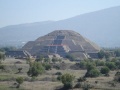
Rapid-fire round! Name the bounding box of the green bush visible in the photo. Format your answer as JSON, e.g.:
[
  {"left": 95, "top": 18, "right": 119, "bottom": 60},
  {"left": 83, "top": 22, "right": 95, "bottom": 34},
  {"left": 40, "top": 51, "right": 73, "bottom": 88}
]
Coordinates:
[
  {"left": 86, "top": 63, "right": 96, "bottom": 72},
  {"left": 27, "top": 62, "right": 45, "bottom": 77},
  {"left": 16, "top": 77, "right": 24, "bottom": 88},
  {"left": 85, "top": 68, "right": 100, "bottom": 77},
  {"left": 98, "top": 50, "right": 105, "bottom": 59},
  {"left": 55, "top": 72, "right": 62, "bottom": 75},
  {"left": 106, "top": 62, "right": 116, "bottom": 70},
  {"left": 79, "top": 61, "right": 87, "bottom": 69},
  {"left": 95, "top": 60, "right": 105, "bottom": 66},
  {"left": 61, "top": 73, "right": 75, "bottom": 89},
  {"left": 100, "top": 66, "right": 110, "bottom": 74},
  {"left": 77, "top": 77, "right": 86, "bottom": 82},
  {"left": 57, "top": 75, "right": 61, "bottom": 81},
  {"left": 42, "top": 63, "right": 51, "bottom": 70}
]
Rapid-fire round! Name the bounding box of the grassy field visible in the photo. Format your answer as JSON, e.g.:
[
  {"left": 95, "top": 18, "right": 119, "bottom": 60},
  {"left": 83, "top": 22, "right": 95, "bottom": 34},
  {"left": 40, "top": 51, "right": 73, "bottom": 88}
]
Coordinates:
[{"left": 0, "top": 58, "right": 120, "bottom": 90}]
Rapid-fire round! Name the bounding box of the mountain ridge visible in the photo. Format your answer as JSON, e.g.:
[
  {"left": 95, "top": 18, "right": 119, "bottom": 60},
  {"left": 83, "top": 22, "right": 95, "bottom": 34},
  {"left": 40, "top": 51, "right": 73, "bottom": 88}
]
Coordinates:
[{"left": 0, "top": 6, "right": 120, "bottom": 47}]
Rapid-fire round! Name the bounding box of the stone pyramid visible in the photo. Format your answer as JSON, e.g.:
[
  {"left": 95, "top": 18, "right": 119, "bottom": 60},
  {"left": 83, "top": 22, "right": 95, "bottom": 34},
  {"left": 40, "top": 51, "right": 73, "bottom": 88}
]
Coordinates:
[{"left": 22, "top": 30, "right": 100, "bottom": 59}]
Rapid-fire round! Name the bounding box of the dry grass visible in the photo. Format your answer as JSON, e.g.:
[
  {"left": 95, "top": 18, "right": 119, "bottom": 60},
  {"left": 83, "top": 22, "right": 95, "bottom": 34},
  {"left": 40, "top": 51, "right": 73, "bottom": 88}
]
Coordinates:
[{"left": 0, "top": 58, "right": 120, "bottom": 90}]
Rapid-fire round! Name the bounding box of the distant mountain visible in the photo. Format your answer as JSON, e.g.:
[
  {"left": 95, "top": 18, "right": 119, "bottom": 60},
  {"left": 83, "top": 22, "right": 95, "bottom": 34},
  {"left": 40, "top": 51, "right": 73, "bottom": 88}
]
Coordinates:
[{"left": 0, "top": 6, "right": 120, "bottom": 47}]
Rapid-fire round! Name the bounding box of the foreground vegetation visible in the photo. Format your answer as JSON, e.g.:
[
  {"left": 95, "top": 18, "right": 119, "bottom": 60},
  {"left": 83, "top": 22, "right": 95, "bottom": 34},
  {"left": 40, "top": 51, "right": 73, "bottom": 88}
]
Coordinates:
[{"left": 0, "top": 48, "right": 120, "bottom": 90}]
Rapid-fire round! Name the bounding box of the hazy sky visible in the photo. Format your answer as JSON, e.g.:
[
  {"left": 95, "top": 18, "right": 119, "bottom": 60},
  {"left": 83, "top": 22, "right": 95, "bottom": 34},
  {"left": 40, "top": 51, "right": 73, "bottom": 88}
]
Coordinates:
[{"left": 1, "top": 0, "right": 120, "bottom": 28}]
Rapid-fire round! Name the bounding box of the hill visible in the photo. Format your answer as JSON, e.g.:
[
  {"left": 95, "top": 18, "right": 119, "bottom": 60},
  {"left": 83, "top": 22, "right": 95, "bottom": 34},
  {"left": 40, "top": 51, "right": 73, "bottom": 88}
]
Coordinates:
[{"left": 0, "top": 6, "right": 120, "bottom": 47}]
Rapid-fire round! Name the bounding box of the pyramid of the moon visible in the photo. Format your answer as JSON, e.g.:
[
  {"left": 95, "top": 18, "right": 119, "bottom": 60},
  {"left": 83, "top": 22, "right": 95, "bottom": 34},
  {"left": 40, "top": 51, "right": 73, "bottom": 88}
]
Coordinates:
[{"left": 22, "top": 30, "right": 100, "bottom": 59}]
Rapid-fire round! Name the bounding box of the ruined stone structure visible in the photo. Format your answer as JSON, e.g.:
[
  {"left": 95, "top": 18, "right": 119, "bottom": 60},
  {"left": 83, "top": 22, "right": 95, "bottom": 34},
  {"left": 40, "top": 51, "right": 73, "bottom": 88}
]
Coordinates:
[
  {"left": 22, "top": 30, "right": 100, "bottom": 59},
  {"left": 6, "top": 50, "right": 31, "bottom": 59}
]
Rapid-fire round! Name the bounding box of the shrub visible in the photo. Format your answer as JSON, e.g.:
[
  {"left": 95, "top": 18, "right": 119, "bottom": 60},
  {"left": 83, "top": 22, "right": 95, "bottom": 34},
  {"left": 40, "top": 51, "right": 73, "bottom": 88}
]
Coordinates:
[
  {"left": 18, "top": 68, "right": 22, "bottom": 73},
  {"left": 106, "top": 62, "right": 116, "bottom": 70},
  {"left": 86, "top": 63, "right": 96, "bottom": 72},
  {"left": 0, "top": 65, "right": 5, "bottom": 71},
  {"left": 95, "top": 60, "right": 105, "bottom": 66},
  {"left": 27, "top": 62, "right": 45, "bottom": 77},
  {"left": 89, "top": 69, "right": 100, "bottom": 77},
  {"left": 114, "top": 71, "right": 120, "bottom": 82},
  {"left": 61, "top": 73, "right": 75, "bottom": 89},
  {"left": 55, "top": 72, "right": 62, "bottom": 75},
  {"left": 74, "top": 82, "right": 82, "bottom": 88},
  {"left": 77, "top": 77, "right": 86, "bottom": 82},
  {"left": 57, "top": 75, "right": 61, "bottom": 81},
  {"left": 42, "top": 63, "right": 51, "bottom": 70},
  {"left": 54, "top": 65, "right": 60, "bottom": 70},
  {"left": 82, "top": 82, "right": 91, "bottom": 90},
  {"left": 16, "top": 77, "right": 24, "bottom": 88},
  {"left": 95, "top": 81, "right": 98, "bottom": 84},
  {"left": 79, "top": 61, "right": 87, "bottom": 69},
  {"left": 100, "top": 66, "right": 110, "bottom": 74},
  {"left": 85, "top": 68, "right": 100, "bottom": 77},
  {"left": 98, "top": 50, "right": 105, "bottom": 59}
]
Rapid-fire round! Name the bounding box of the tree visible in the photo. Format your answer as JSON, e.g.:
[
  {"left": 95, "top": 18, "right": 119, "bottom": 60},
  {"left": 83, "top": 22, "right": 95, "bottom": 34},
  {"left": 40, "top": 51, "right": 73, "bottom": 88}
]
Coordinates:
[
  {"left": 98, "top": 50, "right": 105, "bottom": 59},
  {"left": 0, "top": 53, "right": 5, "bottom": 64},
  {"left": 27, "top": 62, "right": 45, "bottom": 77},
  {"left": 86, "top": 63, "right": 96, "bottom": 72},
  {"left": 100, "top": 66, "right": 110, "bottom": 74},
  {"left": 114, "top": 50, "right": 120, "bottom": 57},
  {"left": 79, "top": 61, "right": 87, "bottom": 69},
  {"left": 105, "top": 52, "right": 110, "bottom": 60},
  {"left": 85, "top": 64, "right": 100, "bottom": 77},
  {"left": 88, "top": 68, "right": 100, "bottom": 77},
  {"left": 106, "top": 62, "right": 116, "bottom": 70},
  {"left": 95, "top": 60, "right": 105, "bottom": 66},
  {"left": 61, "top": 73, "right": 75, "bottom": 89},
  {"left": 16, "top": 77, "right": 24, "bottom": 88}
]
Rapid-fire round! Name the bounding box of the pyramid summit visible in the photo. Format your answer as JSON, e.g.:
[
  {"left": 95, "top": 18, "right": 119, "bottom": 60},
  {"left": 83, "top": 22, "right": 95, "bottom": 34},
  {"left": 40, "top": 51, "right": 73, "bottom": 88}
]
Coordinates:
[{"left": 22, "top": 30, "right": 100, "bottom": 59}]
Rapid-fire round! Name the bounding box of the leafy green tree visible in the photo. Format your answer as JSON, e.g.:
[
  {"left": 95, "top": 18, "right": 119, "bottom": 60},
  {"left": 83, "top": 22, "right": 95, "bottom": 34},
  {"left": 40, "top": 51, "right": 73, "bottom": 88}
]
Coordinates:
[
  {"left": 0, "top": 47, "right": 17, "bottom": 52},
  {"left": 100, "top": 66, "right": 110, "bottom": 74},
  {"left": 98, "top": 50, "right": 105, "bottom": 59},
  {"left": 115, "top": 60, "right": 120, "bottom": 69},
  {"left": 114, "top": 50, "right": 120, "bottom": 57},
  {"left": 27, "top": 62, "right": 45, "bottom": 77},
  {"left": 79, "top": 61, "right": 87, "bottom": 69},
  {"left": 105, "top": 52, "right": 110, "bottom": 59},
  {"left": 88, "top": 68, "right": 100, "bottom": 77},
  {"left": 86, "top": 63, "right": 96, "bottom": 72},
  {"left": 106, "top": 62, "right": 116, "bottom": 70},
  {"left": 16, "top": 77, "right": 24, "bottom": 88},
  {"left": 95, "top": 60, "right": 105, "bottom": 66},
  {"left": 61, "top": 73, "right": 75, "bottom": 89},
  {"left": 85, "top": 63, "right": 100, "bottom": 77}
]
